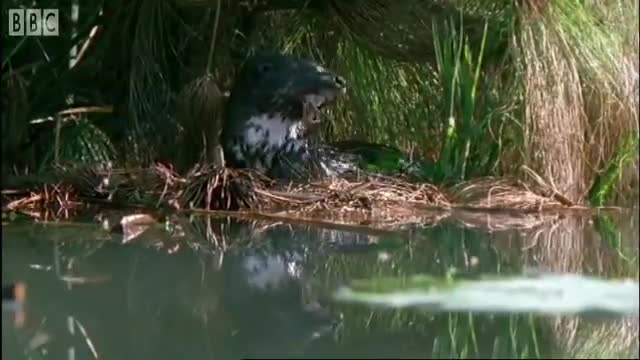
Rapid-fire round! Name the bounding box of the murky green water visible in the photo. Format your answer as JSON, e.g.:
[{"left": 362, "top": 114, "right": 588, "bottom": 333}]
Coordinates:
[{"left": 2, "top": 208, "right": 639, "bottom": 359}]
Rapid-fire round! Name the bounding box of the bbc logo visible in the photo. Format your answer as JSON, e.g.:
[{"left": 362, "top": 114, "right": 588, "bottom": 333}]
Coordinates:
[{"left": 8, "top": 9, "right": 59, "bottom": 36}]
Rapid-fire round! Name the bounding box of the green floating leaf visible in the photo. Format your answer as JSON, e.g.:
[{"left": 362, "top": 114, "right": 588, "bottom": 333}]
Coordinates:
[{"left": 334, "top": 273, "right": 639, "bottom": 316}]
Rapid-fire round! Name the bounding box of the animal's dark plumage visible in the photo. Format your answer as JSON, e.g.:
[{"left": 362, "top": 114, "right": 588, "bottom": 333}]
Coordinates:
[{"left": 221, "top": 53, "right": 346, "bottom": 179}]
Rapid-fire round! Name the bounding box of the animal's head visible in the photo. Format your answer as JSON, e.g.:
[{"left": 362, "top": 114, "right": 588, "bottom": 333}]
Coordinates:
[
  {"left": 229, "top": 52, "right": 347, "bottom": 113},
  {"left": 222, "top": 52, "right": 347, "bottom": 178}
]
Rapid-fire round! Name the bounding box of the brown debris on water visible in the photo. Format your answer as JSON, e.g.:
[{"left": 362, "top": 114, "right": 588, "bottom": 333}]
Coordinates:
[
  {"left": 3, "top": 182, "right": 81, "bottom": 213},
  {"left": 277, "top": 207, "right": 451, "bottom": 231},
  {"left": 449, "top": 209, "right": 564, "bottom": 233},
  {"left": 449, "top": 175, "right": 574, "bottom": 211}
]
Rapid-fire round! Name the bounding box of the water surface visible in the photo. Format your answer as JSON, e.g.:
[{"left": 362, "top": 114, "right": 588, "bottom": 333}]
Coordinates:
[{"left": 2, "top": 208, "right": 638, "bottom": 359}]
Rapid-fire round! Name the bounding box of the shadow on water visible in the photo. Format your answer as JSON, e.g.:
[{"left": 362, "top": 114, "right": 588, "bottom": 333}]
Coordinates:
[{"left": 1, "top": 206, "right": 638, "bottom": 359}]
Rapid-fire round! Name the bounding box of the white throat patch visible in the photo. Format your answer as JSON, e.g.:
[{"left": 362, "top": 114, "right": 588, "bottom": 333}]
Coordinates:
[
  {"left": 246, "top": 113, "right": 288, "bottom": 148},
  {"left": 245, "top": 113, "right": 306, "bottom": 148},
  {"left": 242, "top": 113, "right": 307, "bottom": 174}
]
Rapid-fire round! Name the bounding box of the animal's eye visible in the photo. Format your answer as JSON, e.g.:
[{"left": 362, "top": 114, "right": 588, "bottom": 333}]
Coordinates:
[{"left": 258, "top": 63, "right": 273, "bottom": 74}]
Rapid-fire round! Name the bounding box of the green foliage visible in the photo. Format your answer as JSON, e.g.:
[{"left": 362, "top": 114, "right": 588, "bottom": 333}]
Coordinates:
[
  {"left": 39, "top": 119, "right": 118, "bottom": 171},
  {"left": 430, "top": 20, "right": 504, "bottom": 182},
  {"left": 590, "top": 135, "right": 639, "bottom": 206},
  {"left": 593, "top": 213, "right": 640, "bottom": 277}
]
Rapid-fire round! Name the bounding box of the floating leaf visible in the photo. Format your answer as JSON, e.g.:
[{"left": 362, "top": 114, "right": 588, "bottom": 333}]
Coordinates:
[{"left": 334, "top": 273, "right": 639, "bottom": 316}]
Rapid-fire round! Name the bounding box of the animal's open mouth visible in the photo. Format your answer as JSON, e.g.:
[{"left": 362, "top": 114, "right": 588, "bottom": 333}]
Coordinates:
[
  {"left": 304, "top": 94, "right": 327, "bottom": 110},
  {"left": 303, "top": 87, "right": 346, "bottom": 110}
]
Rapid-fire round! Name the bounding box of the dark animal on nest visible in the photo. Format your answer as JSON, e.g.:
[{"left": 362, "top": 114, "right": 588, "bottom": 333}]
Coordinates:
[
  {"left": 222, "top": 52, "right": 346, "bottom": 179},
  {"left": 221, "top": 52, "right": 433, "bottom": 181}
]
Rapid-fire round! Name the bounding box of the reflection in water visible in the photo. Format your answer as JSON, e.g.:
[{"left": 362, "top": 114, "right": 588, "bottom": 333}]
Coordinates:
[
  {"left": 2, "top": 282, "right": 26, "bottom": 328},
  {"left": 1, "top": 208, "right": 638, "bottom": 359}
]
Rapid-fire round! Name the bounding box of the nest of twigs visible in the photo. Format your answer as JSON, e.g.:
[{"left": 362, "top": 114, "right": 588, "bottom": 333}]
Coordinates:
[
  {"left": 2, "top": 162, "right": 580, "bottom": 231},
  {"left": 61, "top": 162, "right": 273, "bottom": 211},
  {"left": 261, "top": 173, "right": 451, "bottom": 212},
  {"left": 174, "top": 163, "right": 272, "bottom": 210},
  {"left": 2, "top": 163, "right": 271, "bottom": 212}
]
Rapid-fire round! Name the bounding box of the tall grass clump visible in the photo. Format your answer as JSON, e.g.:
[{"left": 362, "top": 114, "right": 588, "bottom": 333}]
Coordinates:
[
  {"left": 513, "top": 0, "right": 639, "bottom": 204},
  {"left": 428, "top": 20, "right": 516, "bottom": 183}
]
